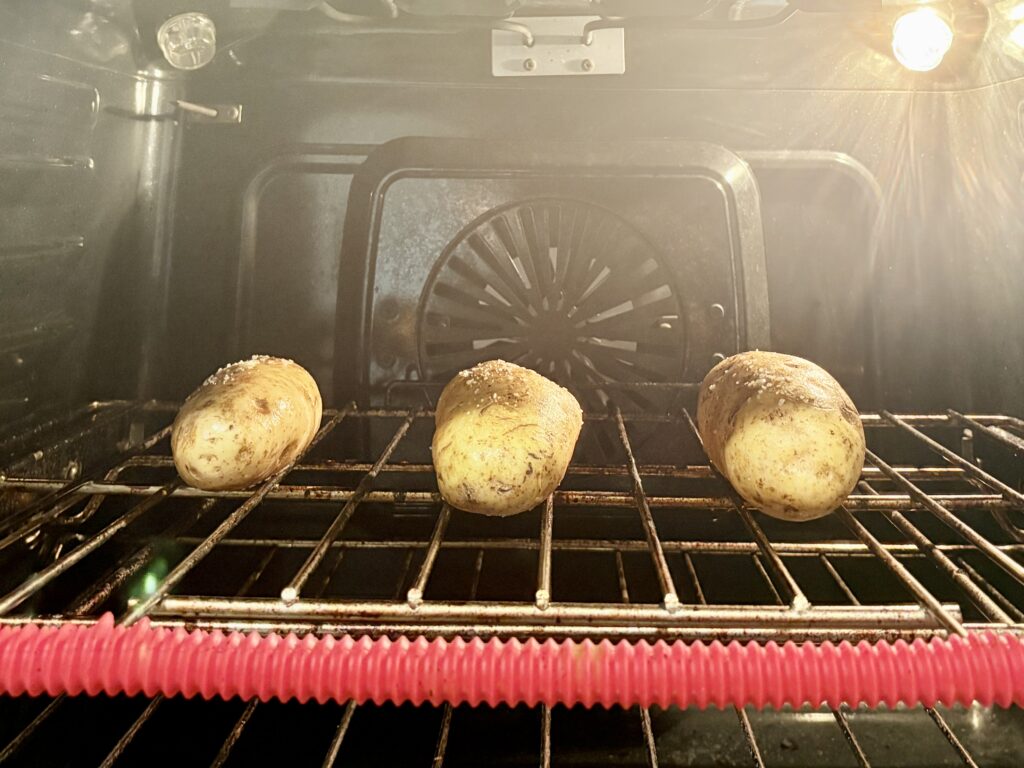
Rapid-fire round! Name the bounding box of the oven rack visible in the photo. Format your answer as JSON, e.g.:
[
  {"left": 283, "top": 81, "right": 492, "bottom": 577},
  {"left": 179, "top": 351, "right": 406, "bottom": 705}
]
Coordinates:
[
  {"left": 0, "top": 401, "right": 1022, "bottom": 642},
  {"left": 1, "top": 399, "right": 1023, "bottom": 766}
]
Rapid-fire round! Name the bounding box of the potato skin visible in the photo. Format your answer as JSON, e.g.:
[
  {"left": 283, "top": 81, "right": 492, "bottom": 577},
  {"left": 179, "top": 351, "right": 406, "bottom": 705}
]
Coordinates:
[
  {"left": 432, "top": 360, "right": 583, "bottom": 516},
  {"left": 172, "top": 356, "right": 322, "bottom": 491},
  {"left": 697, "top": 351, "right": 865, "bottom": 522}
]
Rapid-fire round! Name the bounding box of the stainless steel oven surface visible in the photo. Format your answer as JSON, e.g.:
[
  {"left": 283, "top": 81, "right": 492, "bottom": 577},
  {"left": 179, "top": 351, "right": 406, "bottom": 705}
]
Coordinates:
[{"left": 2, "top": 1, "right": 1024, "bottom": 766}]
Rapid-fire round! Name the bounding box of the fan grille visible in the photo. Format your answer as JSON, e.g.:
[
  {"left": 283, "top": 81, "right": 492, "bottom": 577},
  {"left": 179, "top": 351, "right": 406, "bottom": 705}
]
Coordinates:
[{"left": 417, "top": 199, "right": 686, "bottom": 403}]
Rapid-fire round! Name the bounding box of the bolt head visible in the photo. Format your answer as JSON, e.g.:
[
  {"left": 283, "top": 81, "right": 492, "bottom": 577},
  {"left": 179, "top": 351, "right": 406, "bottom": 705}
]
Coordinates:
[{"left": 524, "top": 58, "right": 537, "bottom": 71}]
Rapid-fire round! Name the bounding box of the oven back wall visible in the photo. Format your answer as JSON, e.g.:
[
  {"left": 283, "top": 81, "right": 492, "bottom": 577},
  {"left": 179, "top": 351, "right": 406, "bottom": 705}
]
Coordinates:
[{"left": 164, "top": 18, "right": 1024, "bottom": 416}]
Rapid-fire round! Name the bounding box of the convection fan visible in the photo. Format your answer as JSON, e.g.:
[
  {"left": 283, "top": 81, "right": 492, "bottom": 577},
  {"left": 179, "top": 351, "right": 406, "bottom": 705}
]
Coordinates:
[{"left": 417, "top": 198, "right": 686, "bottom": 409}]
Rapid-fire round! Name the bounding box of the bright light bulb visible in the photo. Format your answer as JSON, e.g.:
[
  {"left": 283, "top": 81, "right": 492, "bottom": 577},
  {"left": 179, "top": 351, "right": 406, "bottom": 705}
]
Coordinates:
[{"left": 892, "top": 8, "right": 954, "bottom": 72}]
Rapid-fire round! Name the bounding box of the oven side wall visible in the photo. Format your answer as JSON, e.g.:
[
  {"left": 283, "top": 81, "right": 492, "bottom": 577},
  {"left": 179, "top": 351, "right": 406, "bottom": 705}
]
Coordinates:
[{"left": 0, "top": 1, "right": 185, "bottom": 429}]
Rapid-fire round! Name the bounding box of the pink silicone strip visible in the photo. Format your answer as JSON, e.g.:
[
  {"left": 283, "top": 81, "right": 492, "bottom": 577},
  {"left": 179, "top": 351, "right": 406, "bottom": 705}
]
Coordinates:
[{"left": 1, "top": 615, "right": 1023, "bottom": 708}]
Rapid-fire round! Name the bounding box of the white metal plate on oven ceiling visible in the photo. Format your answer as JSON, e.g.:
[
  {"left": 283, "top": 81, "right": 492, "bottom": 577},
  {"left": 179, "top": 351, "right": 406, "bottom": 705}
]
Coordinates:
[{"left": 491, "top": 16, "right": 625, "bottom": 78}]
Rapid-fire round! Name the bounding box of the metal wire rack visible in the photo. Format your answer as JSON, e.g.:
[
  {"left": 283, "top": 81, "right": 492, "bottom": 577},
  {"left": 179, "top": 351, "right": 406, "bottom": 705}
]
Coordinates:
[{"left": 0, "top": 398, "right": 1023, "bottom": 766}]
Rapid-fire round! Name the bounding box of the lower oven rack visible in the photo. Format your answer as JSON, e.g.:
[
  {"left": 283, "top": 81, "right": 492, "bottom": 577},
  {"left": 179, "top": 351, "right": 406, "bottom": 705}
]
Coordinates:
[{"left": 1, "top": 398, "right": 1023, "bottom": 765}]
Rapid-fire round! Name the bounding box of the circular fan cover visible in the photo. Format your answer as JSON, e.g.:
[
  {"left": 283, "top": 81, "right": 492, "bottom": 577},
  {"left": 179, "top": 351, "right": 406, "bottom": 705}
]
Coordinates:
[{"left": 417, "top": 199, "right": 686, "bottom": 402}]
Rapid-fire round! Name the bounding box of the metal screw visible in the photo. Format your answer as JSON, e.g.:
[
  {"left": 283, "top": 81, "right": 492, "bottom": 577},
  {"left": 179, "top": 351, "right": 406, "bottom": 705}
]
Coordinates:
[
  {"left": 581, "top": 58, "right": 594, "bottom": 72},
  {"left": 523, "top": 58, "right": 536, "bottom": 71},
  {"left": 710, "top": 303, "right": 726, "bottom": 318},
  {"left": 711, "top": 353, "right": 726, "bottom": 364}
]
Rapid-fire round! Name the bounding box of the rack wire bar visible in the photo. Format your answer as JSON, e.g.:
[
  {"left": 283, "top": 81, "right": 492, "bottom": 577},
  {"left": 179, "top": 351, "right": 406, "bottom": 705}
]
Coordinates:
[
  {"left": 639, "top": 706, "right": 659, "bottom": 768},
  {"left": 149, "top": 595, "right": 956, "bottom": 629},
  {"left": 360, "top": 403, "right": 1022, "bottom": 429},
  {"left": 0, "top": 401, "right": 140, "bottom": 473},
  {"left": 2, "top": 476, "right": 1013, "bottom": 512},
  {"left": 0, "top": 481, "right": 182, "bottom": 615},
  {"left": 884, "top": 509, "right": 1012, "bottom": 623},
  {"left": 0, "top": 493, "right": 85, "bottom": 553},
  {"left": 819, "top": 554, "right": 860, "bottom": 604},
  {"left": 0, "top": 422, "right": 171, "bottom": 544},
  {"left": 750, "top": 553, "right": 785, "bottom": 605},
  {"left": 209, "top": 699, "right": 258, "bottom": 768},
  {"left": 883, "top": 412, "right": 1024, "bottom": 506},
  {"left": 431, "top": 703, "right": 453, "bottom": 768},
  {"left": 0, "top": 402, "right": 133, "bottom": 457},
  {"left": 683, "top": 553, "right": 705, "bottom": 604},
  {"left": 866, "top": 449, "right": 1024, "bottom": 587},
  {"left": 613, "top": 408, "right": 680, "bottom": 611},
  {"left": 838, "top": 507, "right": 966, "bottom": 636},
  {"left": 393, "top": 550, "right": 416, "bottom": 601},
  {"left": 281, "top": 412, "right": 417, "bottom": 604},
  {"left": 925, "top": 707, "right": 981, "bottom": 768},
  {"left": 237, "top": 548, "right": 279, "bottom": 598},
  {"left": 149, "top": 535, "right": 1024, "bottom": 557},
  {"left": 613, "top": 549, "right": 631, "bottom": 601},
  {"left": 311, "top": 547, "right": 347, "bottom": 599},
  {"left": 103, "top": 452, "right": 971, "bottom": 482},
  {"left": 0, "top": 423, "right": 170, "bottom": 550},
  {"left": 120, "top": 406, "right": 354, "bottom": 625},
  {"left": 98, "top": 695, "right": 163, "bottom": 768},
  {"left": 856, "top": 479, "right": 1014, "bottom": 625},
  {"left": 832, "top": 707, "right": 871, "bottom": 768},
  {"left": 13, "top": 403, "right": 1018, "bottom": 434},
  {"left": 736, "top": 507, "right": 809, "bottom": 610},
  {"left": 734, "top": 708, "right": 766, "bottom": 768},
  {"left": 0, "top": 695, "right": 65, "bottom": 763},
  {"left": 957, "top": 559, "right": 1024, "bottom": 621},
  {"left": 540, "top": 704, "right": 551, "bottom": 768},
  {"left": 408, "top": 504, "right": 452, "bottom": 608},
  {"left": 535, "top": 496, "right": 554, "bottom": 609},
  {"left": 320, "top": 700, "right": 358, "bottom": 768},
  {"left": 44, "top": 433, "right": 175, "bottom": 536},
  {"left": 950, "top": 411, "right": 1024, "bottom": 454},
  {"left": 67, "top": 498, "right": 216, "bottom": 615}
]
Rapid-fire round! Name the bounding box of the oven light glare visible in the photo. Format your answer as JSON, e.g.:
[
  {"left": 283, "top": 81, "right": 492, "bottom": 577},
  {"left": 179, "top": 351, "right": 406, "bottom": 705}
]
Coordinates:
[
  {"left": 1011, "top": 23, "right": 1024, "bottom": 47},
  {"left": 892, "top": 8, "right": 954, "bottom": 72}
]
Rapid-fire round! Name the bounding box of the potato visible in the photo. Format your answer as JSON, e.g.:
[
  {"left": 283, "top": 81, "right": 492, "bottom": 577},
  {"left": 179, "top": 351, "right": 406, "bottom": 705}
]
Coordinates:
[
  {"left": 696, "top": 351, "right": 865, "bottom": 522},
  {"left": 432, "top": 360, "right": 583, "bottom": 516},
  {"left": 171, "top": 356, "right": 322, "bottom": 491}
]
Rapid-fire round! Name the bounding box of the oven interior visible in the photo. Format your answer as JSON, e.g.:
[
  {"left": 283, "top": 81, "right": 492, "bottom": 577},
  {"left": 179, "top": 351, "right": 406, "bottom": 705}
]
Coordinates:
[{"left": 2, "top": 0, "right": 1024, "bottom": 765}]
